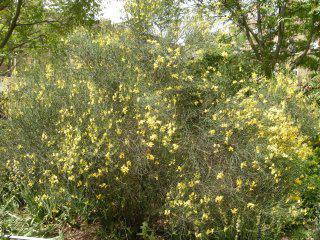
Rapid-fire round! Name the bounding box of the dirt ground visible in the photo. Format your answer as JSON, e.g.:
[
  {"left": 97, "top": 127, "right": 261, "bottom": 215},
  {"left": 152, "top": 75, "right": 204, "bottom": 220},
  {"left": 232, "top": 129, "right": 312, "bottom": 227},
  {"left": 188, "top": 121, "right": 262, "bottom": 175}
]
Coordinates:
[{"left": 63, "top": 223, "right": 100, "bottom": 240}]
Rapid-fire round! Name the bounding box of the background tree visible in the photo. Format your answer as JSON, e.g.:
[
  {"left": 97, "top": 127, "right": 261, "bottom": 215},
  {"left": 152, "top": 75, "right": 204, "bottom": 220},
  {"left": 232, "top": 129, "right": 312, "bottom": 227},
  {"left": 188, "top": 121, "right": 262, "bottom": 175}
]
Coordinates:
[
  {"left": 193, "top": 0, "right": 320, "bottom": 76},
  {"left": 0, "top": 0, "right": 100, "bottom": 75},
  {"left": 125, "top": 0, "right": 320, "bottom": 77}
]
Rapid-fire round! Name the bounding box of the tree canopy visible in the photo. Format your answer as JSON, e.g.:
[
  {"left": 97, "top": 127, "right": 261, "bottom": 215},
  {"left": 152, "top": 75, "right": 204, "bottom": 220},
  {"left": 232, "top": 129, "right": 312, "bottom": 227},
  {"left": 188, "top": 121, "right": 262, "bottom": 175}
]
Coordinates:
[
  {"left": 0, "top": 0, "right": 100, "bottom": 74},
  {"left": 126, "top": 0, "right": 320, "bottom": 76}
]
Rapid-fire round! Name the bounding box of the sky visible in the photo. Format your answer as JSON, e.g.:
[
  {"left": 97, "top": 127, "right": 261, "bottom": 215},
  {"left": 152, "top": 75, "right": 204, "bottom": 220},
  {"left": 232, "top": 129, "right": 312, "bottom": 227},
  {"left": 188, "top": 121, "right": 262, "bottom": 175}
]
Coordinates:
[{"left": 101, "top": 0, "right": 125, "bottom": 23}]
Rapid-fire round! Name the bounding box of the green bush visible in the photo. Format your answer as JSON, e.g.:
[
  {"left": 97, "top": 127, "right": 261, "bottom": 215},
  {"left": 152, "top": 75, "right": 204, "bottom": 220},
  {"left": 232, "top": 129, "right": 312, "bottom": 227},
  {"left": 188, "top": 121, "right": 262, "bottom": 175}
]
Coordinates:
[
  {"left": 1, "top": 27, "right": 319, "bottom": 239},
  {"left": 1, "top": 28, "right": 183, "bottom": 236},
  {"left": 162, "top": 73, "right": 319, "bottom": 239},
  {"left": 0, "top": 93, "right": 8, "bottom": 119}
]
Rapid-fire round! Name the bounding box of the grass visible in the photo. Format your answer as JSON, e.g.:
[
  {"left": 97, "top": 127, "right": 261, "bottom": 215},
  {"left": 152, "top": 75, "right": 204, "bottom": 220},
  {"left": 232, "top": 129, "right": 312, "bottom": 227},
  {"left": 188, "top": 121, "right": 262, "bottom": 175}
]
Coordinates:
[{"left": 0, "top": 196, "right": 62, "bottom": 239}]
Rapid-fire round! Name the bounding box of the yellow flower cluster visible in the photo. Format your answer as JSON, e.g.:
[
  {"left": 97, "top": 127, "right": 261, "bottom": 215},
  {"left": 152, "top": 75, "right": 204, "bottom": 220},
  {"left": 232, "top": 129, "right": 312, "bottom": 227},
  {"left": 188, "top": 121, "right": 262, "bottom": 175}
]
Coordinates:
[
  {"left": 4, "top": 27, "right": 185, "bottom": 220},
  {"left": 162, "top": 74, "right": 318, "bottom": 238},
  {"left": 2, "top": 26, "right": 318, "bottom": 240}
]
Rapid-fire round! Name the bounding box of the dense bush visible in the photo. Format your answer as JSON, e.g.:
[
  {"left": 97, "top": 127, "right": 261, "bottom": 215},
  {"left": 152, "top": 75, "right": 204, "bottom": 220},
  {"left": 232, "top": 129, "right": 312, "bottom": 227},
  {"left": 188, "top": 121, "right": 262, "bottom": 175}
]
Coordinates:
[
  {"left": 163, "top": 74, "right": 319, "bottom": 239},
  {"left": 1, "top": 28, "right": 183, "bottom": 236},
  {"left": 0, "top": 93, "right": 8, "bottom": 119},
  {"left": 0, "top": 27, "right": 319, "bottom": 239}
]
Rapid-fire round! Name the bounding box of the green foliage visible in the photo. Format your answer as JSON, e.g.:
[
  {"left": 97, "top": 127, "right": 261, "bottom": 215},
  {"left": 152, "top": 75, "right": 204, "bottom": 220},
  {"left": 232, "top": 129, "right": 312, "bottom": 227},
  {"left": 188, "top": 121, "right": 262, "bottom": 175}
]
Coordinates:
[
  {"left": 138, "top": 222, "right": 158, "bottom": 240},
  {"left": 306, "top": 74, "right": 320, "bottom": 105},
  {"left": 0, "top": 93, "right": 7, "bottom": 119},
  {"left": 0, "top": 0, "right": 100, "bottom": 74},
  {"left": 162, "top": 72, "right": 320, "bottom": 239},
  {"left": 1, "top": 27, "right": 183, "bottom": 237},
  {"left": 0, "top": 187, "right": 61, "bottom": 238},
  {"left": 0, "top": 0, "right": 319, "bottom": 238},
  {"left": 190, "top": 0, "right": 320, "bottom": 75},
  {"left": 125, "top": 0, "right": 184, "bottom": 38},
  {"left": 0, "top": 25, "right": 319, "bottom": 239}
]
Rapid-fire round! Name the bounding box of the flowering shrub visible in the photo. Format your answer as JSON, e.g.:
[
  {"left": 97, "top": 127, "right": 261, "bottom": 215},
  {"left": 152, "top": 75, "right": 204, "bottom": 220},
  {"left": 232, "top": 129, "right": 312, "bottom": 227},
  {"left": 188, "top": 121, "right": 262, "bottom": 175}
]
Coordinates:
[
  {"left": 162, "top": 74, "right": 319, "bottom": 239},
  {"left": 0, "top": 93, "right": 7, "bottom": 119},
  {"left": 0, "top": 27, "right": 319, "bottom": 239},
  {"left": 1, "top": 29, "right": 182, "bottom": 232}
]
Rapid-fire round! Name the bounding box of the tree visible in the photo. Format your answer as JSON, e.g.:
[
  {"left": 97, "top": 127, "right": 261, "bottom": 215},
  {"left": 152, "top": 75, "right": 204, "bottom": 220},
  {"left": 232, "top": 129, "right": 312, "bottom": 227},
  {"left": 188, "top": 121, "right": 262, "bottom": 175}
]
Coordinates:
[
  {"left": 124, "top": 0, "right": 185, "bottom": 41},
  {"left": 0, "top": 0, "right": 100, "bottom": 75},
  {"left": 124, "top": 0, "right": 320, "bottom": 76},
  {"left": 193, "top": 0, "right": 320, "bottom": 76}
]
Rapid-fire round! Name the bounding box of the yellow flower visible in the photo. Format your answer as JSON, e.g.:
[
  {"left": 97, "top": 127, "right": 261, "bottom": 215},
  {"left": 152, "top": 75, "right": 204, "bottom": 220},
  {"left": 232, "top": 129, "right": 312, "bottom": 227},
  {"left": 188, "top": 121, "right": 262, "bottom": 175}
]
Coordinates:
[
  {"left": 206, "top": 228, "right": 214, "bottom": 235},
  {"left": 221, "top": 51, "right": 229, "bottom": 58},
  {"left": 177, "top": 182, "right": 186, "bottom": 190},
  {"left": 172, "top": 143, "right": 179, "bottom": 150},
  {"left": 41, "top": 132, "right": 48, "bottom": 141},
  {"left": 146, "top": 154, "right": 155, "bottom": 161},
  {"left": 252, "top": 160, "right": 260, "bottom": 170},
  {"left": 247, "top": 202, "right": 255, "bottom": 209},
  {"left": 177, "top": 165, "right": 183, "bottom": 172},
  {"left": 236, "top": 178, "right": 243, "bottom": 190},
  {"left": 231, "top": 208, "right": 238, "bottom": 214},
  {"left": 294, "top": 178, "right": 302, "bottom": 185},
  {"left": 121, "top": 161, "right": 131, "bottom": 174},
  {"left": 99, "top": 183, "right": 108, "bottom": 189},
  {"left": 41, "top": 194, "right": 49, "bottom": 200},
  {"left": 216, "top": 172, "right": 224, "bottom": 180},
  {"left": 209, "top": 129, "right": 216, "bottom": 135},
  {"left": 153, "top": 55, "right": 165, "bottom": 69},
  {"left": 50, "top": 175, "right": 59, "bottom": 185},
  {"left": 96, "top": 194, "right": 103, "bottom": 200},
  {"left": 116, "top": 128, "right": 122, "bottom": 135},
  {"left": 52, "top": 208, "right": 59, "bottom": 214},
  {"left": 215, "top": 195, "right": 223, "bottom": 204},
  {"left": 187, "top": 75, "right": 194, "bottom": 81},
  {"left": 250, "top": 181, "right": 257, "bottom": 191},
  {"left": 171, "top": 73, "right": 179, "bottom": 79},
  {"left": 202, "top": 212, "right": 209, "bottom": 220},
  {"left": 240, "top": 161, "right": 247, "bottom": 169},
  {"left": 195, "top": 232, "right": 203, "bottom": 238},
  {"left": 307, "top": 185, "right": 315, "bottom": 190},
  {"left": 68, "top": 175, "right": 75, "bottom": 181},
  {"left": 291, "top": 195, "right": 301, "bottom": 202},
  {"left": 121, "top": 165, "right": 129, "bottom": 174},
  {"left": 150, "top": 134, "right": 158, "bottom": 141}
]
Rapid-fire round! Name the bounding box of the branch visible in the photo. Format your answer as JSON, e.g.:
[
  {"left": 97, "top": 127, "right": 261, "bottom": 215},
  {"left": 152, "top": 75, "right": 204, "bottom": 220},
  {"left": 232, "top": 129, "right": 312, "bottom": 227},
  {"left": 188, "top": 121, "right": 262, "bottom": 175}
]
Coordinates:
[
  {"left": 233, "top": 0, "right": 263, "bottom": 47},
  {"left": 10, "top": 40, "right": 29, "bottom": 51},
  {"left": 0, "top": 5, "right": 9, "bottom": 11},
  {"left": 292, "top": 15, "right": 319, "bottom": 68},
  {"left": 242, "top": 16, "right": 262, "bottom": 47},
  {"left": 10, "top": 33, "right": 45, "bottom": 51},
  {"left": 16, "top": 20, "right": 59, "bottom": 27},
  {"left": 0, "top": 0, "right": 23, "bottom": 49},
  {"left": 0, "top": 56, "right": 4, "bottom": 69},
  {"left": 242, "top": 18, "right": 262, "bottom": 60},
  {"left": 223, "top": 0, "right": 262, "bottom": 60},
  {"left": 257, "top": 2, "right": 262, "bottom": 37},
  {"left": 274, "top": 1, "right": 287, "bottom": 59}
]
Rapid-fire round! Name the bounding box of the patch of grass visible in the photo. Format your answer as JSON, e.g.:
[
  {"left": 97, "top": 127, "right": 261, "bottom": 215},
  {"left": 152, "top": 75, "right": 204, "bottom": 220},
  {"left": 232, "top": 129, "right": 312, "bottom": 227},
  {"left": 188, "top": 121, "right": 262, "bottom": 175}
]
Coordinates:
[{"left": 0, "top": 196, "right": 61, "bottom": 239}]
